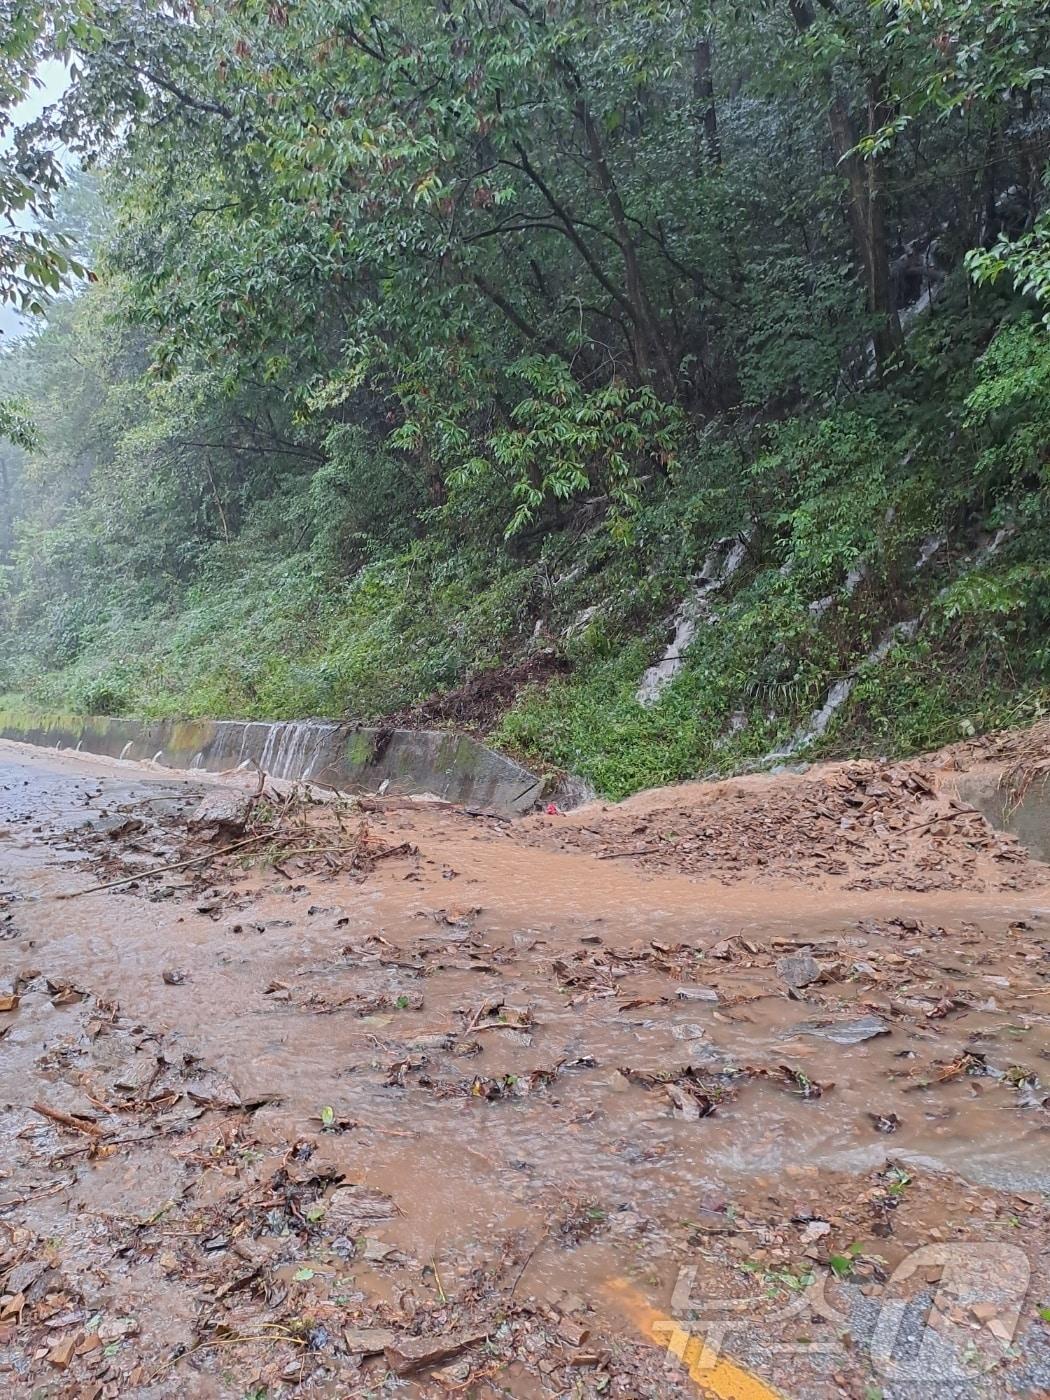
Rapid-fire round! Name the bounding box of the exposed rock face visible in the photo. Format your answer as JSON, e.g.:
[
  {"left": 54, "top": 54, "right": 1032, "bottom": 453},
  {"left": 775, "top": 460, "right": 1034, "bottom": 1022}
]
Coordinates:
[{"left": 636, "top": 535, "right": 750, "bottom": 706}]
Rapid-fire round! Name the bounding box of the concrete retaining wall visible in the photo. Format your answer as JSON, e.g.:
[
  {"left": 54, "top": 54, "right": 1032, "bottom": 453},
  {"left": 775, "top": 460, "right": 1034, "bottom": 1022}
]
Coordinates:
[
  {"left": 951, "top": 770, "right": 1050, "bottom": 864},
  {"left": 0, "top": 710, "right": 544, "bottom": 816}
]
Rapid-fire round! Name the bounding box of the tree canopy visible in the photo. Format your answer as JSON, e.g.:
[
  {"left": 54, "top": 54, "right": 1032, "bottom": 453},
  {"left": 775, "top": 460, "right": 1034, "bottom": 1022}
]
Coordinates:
[{"left": 0, "top": 0, "right": 1048, "bottom": 790}]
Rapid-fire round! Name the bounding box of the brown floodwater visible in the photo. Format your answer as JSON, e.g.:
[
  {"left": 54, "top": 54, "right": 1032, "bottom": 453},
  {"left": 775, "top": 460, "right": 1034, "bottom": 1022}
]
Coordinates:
[{"left": 2, "top": 738, "right": 1049, "bottom": 1398}]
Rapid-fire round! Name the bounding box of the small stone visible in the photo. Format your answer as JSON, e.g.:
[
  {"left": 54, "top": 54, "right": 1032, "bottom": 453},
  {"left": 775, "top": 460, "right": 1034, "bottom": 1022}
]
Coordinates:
[
  {"left": 97, "top": 1316, "right": 138, "bottom": 1344},
  {"left": 557, "top": 1318, "right": 590, "bottom": 1347},
  {"left": 47, "top": 1337, "right": 76, "bottom": 1369},
  {"left": 796, "top": 1014, "right": 889, "bottom": 1046},
  {"left": 384, "top": 1330, "right": 487, "bottom": 1376},
  {"left": 344, "top": 1327, "right": 398, "bottom": 1355},
  {"left": 777, "top": 953, "right": 822, "bottom": 989}
]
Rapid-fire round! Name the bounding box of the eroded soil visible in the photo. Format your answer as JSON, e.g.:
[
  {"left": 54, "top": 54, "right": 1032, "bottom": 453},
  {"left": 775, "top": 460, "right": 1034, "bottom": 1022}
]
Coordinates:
[{"left": 2, "top": 738, "right": 1050, "bottom": 1399}]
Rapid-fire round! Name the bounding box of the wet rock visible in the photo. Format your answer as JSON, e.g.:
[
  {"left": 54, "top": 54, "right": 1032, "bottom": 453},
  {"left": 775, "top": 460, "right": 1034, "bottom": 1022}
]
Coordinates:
[
  {"left": 47, "top": 1337, "right": 76, "bottom": 1370},
  {"left": 183, "top": 1073, "right": 241, "bottom": 1109},
  {"left": 676, "top": 986, "right": 719, "bottom": 1003},
  {"left": 851, "top": 960, "right": 879, "bottom": 979},
  {"left": 344, "top": 1327, "right": 399, "bottom": 1355},
  {"left": 358, "top": 1237, "right": 398, "bottom": 1262},
  {"left": 403, "top": 1032, "right": 455, "bottom": 1052},
  {"left": 556, "top": 1318, "right": 590, "bottom": 1347},
  {"left": 47, "top": 979, "right": 86, "bottom": 1006},
  {"left": 111, "top": 1054, "right": 160, "bottom": 1096},
  {"left": 97, "top": 1315, "right": 139, "bottom": 1343},
  {"left": 384, "top": 1330, "right": 487, "bottom": 1377},
  {"left": 189, "top": 790, "right": 255, "bottom": 834},
  {"left": 799, "top": 1219, "right": 831, "bottom": 1245},
  {"left": 95, "top": 815, "right": 145, "bottom": 839},
  {"left": 325, "top": 1185, "right": 397, "bottom": 1231},
  {"left": 666, "top": 1082, "right": 716, "bottom": 1119},
  {"left": 794, "top": 1015, "right": 890, "bottom": 1045},
  {"left": 868, "top": 1112, "right": 900, "bottom": 1133},
  {"left": 6, "top": 1259, "right": 52, "bottom": 1299},
  {"left": 776, "top": 952, "right": 822, "bottom": 988}
]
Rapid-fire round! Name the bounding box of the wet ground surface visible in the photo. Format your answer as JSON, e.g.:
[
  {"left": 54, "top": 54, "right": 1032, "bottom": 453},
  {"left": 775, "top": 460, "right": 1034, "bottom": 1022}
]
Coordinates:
[{"left": 2, "top": 738, "right": 1050, "bottom": 1398}]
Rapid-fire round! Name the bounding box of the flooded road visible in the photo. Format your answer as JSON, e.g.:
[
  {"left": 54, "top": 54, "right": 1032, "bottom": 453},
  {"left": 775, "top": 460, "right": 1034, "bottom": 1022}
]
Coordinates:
[{"left": 2, "top": 738, "right": 1050, "bottom": 1397}]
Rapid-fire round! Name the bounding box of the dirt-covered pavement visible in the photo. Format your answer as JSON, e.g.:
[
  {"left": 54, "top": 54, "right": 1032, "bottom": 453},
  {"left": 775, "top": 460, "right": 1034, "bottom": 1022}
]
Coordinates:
[{"left": 2, "top": 736, "right": 1050, "bottom": 1399}]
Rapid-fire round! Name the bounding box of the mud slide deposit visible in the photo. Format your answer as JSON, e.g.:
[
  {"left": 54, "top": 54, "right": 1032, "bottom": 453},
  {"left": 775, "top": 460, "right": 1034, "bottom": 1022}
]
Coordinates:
[{"left": 2, "top": 726, "right": 1050, "bottom": 1398}]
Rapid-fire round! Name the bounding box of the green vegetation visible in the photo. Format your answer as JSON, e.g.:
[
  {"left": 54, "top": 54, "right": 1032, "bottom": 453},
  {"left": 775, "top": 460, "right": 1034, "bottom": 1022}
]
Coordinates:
[{"left": 1, "top": 0, "right": 1049, "bottom": 799}]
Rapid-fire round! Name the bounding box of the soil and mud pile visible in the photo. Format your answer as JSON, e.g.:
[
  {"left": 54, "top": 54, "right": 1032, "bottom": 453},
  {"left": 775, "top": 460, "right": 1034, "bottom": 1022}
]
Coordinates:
[{"left": 529, "top": 758, "right": 1040, "bottom": 891}]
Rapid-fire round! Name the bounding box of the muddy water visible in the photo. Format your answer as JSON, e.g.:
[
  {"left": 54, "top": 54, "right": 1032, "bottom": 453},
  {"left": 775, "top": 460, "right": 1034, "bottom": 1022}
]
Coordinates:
[{"left": 2, "top": 739, "right": 1050, "bottom": 1398}]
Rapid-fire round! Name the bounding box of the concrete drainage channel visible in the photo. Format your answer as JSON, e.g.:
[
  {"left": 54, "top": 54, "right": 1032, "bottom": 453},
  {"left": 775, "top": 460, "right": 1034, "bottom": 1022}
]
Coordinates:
[{"left": 0, "top": 711, "right": 545, "bottom": 817}]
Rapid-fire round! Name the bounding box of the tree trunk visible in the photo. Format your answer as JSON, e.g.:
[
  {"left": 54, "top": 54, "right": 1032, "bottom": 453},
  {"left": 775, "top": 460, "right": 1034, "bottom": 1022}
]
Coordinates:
[
  {"left": 788, "top": 0, "right": 900, "bottom": 375},
  {"left": 423, "top": 450, "right": 446, "bottom": 508},
  {"left": 693, "top": 36, "right": 721, "bottom": 169},
  {"left": 827, "top": 91, "right": 901, "bottom": 374},
  {"left": 574, "top": 98, "right": 677, "bottom": 395}
]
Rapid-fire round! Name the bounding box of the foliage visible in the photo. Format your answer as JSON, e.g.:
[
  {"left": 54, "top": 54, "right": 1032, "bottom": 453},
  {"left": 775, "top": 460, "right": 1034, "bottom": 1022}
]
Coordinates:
[
  {"left": 969, "top": 216, "right": 1050, "bottom": 316},
  {"left": 0, "top": 1, "right": 92, "bottom": 314},
  {"left": 878, "top": 0, "right": 1050, "bottom": 314},
  {"left": 450, "top": 361, "right": 683, "bottom": 540},
  {"left": 2, "top": 0, "right": 1050, "bottom": 798},
  {"left": 0, "top": 396, "right": 36, "bottom": 448}
]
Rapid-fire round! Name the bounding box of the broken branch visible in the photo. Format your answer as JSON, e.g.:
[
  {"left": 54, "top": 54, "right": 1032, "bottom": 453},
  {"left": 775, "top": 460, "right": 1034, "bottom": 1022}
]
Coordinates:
[{"left": 54, "top": 833, "right": 272, "bottom": 898}]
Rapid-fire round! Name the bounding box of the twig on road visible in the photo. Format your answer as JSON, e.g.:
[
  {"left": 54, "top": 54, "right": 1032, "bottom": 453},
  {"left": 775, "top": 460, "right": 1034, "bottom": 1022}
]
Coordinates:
[{"left": 53, "top": 833, "right": 271, "bottom": 898}]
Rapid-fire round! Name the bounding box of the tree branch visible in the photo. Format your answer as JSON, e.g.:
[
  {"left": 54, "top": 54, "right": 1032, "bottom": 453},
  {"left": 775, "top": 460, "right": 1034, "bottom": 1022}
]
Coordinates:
[
  {"left": 472, "top": 272, "right": 554, "bottom": 349},
  {"left": 506, "top": 146, "right": 636, "bottom": 321},
  {"left": 139, "top": 65, "right": 235, "bottom": 120}
]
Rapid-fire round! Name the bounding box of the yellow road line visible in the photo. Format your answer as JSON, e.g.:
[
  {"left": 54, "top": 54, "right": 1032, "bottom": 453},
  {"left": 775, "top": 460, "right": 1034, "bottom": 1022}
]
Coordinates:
[{"left": 604, "top": 1277, "right": 789, "bottom": 1400}]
